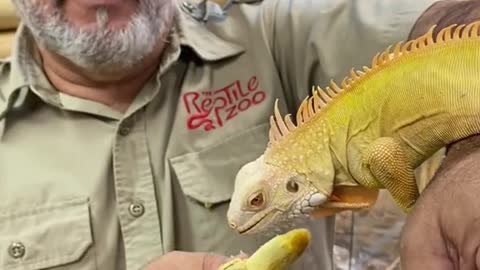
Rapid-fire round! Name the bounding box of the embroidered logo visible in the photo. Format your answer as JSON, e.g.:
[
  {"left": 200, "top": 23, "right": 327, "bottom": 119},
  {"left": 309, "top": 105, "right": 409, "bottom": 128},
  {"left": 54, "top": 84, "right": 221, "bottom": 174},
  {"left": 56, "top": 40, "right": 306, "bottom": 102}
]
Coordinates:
[{"left": 183, "top": 76, "right": 267, "bottom": 131}]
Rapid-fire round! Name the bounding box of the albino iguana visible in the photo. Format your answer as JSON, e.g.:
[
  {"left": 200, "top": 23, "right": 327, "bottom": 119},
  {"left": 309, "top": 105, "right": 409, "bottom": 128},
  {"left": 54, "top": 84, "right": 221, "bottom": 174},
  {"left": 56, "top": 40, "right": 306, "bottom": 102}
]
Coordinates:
[
  {"left": 226, "top": 21, "right": 480, "bottom": 235},
  {"left": 217, "top": 228, "right": 311, "bottom": 270}
]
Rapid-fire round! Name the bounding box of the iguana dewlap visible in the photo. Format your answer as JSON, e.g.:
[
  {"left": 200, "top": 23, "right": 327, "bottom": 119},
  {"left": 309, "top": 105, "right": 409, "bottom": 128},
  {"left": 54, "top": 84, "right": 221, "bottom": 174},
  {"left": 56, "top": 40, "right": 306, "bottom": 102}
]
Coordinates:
[
  {"left": 226, "top": 21, "right": 480, "bottom": 235},
  {"left": 217, "top": 228, "right": 310, "bottom": 270}
]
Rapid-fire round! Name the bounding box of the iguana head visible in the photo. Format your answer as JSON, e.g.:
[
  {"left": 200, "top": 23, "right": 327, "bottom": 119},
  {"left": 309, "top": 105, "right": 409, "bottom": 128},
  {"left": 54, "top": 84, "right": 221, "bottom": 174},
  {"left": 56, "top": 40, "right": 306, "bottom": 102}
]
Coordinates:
[
  {"left": 226, "top": 95, "right": 370, "bottom": 234},
  {"left": 227, "top": 154, "right": 329, "bottom": 235}
]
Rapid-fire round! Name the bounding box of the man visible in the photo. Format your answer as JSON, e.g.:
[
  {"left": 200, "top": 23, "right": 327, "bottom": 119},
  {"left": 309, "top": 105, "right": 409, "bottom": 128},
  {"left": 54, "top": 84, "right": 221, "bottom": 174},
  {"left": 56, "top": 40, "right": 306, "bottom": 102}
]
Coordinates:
[{"left": 0, "top": 0, "right": 440, "bottom": 269}]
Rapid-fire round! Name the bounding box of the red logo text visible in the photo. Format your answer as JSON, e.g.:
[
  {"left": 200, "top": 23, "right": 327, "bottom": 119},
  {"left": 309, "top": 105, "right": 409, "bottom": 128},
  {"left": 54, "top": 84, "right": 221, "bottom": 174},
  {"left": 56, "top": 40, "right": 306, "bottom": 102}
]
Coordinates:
[{"left": 183, "top": 76, "right": 266, "bottom": 131}]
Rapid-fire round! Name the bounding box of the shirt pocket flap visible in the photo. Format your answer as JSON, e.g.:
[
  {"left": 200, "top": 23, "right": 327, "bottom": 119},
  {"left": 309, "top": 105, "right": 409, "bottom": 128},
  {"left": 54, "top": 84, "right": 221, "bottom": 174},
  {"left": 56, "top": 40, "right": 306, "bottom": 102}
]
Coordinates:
[
  {"left": 169, "top": 123, "right": 270, "bottom": 206},
  {"left": 0, "top": 197, "right": 93, "bottom": 270}
]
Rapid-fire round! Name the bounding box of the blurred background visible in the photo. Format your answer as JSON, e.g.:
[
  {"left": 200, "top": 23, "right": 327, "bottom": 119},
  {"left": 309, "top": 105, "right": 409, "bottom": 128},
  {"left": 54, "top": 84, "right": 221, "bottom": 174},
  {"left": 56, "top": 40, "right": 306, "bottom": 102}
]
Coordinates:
[{"left": 333, "top": 191, "right": 405, "bottom": 270}]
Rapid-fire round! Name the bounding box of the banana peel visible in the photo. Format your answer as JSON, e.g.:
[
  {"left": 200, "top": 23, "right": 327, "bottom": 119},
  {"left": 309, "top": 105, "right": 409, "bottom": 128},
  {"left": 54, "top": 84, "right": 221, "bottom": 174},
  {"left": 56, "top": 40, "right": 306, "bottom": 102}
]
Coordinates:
[{"left": 218, "top": 228, "right": 311, "bottom": 270}]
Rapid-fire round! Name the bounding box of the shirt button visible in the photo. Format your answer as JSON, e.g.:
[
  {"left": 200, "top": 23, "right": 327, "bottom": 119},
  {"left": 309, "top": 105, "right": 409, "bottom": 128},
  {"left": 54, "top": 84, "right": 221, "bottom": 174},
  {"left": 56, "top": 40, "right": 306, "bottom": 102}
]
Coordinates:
[
  {"left": 8, "top": 242, "right": 26, "bottom": 259},
  {"left": 118, "top": 121, "right": 133, "bottom": 136},
  {"left": 129, "top": 202, "right": 145, "bottom": 217}
]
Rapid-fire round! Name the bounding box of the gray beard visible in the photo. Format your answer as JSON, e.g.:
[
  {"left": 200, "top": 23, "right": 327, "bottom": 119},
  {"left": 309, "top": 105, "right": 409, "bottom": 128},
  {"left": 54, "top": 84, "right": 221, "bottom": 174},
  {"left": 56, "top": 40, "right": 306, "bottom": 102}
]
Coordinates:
[{"left": 12, "top": 0, "right": 176, "bottom": 73}]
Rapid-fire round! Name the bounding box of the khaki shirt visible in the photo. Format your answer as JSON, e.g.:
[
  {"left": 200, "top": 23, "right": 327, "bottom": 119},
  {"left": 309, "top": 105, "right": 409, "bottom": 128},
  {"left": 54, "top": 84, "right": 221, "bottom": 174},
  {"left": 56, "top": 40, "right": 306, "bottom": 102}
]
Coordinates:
[{"left": 0, "top": 0, "right": 437, "bottom": 269}]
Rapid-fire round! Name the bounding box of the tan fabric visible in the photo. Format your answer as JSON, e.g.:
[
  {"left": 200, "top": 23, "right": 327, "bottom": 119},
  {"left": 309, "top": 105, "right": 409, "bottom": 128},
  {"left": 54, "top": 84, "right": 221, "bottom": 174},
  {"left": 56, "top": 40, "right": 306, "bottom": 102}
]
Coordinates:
[
  {"left": 0, "top": 1, "right": 438, "bottom": 269},
  {"left": 0, "top": 0, "right": 19, "bottom": 30},
  {"left": 0, "top": 31, "right": 15, "bottom": 58}
]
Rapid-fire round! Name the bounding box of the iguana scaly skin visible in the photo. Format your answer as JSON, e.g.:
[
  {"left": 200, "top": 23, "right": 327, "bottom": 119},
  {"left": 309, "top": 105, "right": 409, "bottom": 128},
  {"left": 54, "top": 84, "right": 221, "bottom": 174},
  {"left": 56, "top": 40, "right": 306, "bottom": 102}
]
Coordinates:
[
  {"left": 217, "top": 228, "right": 310, "bottom": 270},
  {"left": 227, "top": 21, "right": 480, "bottom": 235}
]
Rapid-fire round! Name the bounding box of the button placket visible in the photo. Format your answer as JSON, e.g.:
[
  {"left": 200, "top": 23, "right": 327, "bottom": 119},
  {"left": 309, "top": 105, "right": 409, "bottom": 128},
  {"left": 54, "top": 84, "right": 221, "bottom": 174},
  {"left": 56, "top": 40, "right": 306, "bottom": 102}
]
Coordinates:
[{"left": 113, "top": 111, "right": 163, "bottom": 270}]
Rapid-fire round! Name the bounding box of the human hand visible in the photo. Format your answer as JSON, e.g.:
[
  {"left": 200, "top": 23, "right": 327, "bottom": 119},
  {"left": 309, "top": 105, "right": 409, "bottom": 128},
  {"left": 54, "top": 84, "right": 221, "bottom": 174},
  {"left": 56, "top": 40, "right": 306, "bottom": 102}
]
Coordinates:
[
  {"left": 400, "top": 137, "right": 480, "bottom": 270},
  {"left": 144, "top": 251, "right": 244, "bottom": 270}
]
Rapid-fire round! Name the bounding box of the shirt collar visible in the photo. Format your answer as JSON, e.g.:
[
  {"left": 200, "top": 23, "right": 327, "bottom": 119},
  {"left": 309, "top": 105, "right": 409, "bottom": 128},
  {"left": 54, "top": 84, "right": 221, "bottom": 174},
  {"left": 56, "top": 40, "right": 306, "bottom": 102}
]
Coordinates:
[
  {"left": 176, "top": 1, "right": 245, "bottom": 61},
  {"left": 2, "top": 24, "right": 33, "bottom": 102}
]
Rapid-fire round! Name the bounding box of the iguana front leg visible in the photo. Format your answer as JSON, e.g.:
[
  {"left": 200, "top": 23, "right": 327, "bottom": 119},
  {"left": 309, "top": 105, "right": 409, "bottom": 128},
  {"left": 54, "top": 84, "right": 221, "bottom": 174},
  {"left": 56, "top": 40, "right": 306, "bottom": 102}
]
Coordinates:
[{"left": 354, "top": 137, "right": 420, "bottom": 212}]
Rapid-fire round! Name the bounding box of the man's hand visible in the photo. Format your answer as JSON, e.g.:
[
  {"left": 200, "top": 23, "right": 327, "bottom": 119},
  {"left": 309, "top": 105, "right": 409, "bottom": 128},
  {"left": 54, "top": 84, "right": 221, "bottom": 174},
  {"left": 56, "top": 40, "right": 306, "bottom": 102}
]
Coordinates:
[
  {"left": 400, "top": 137, "right": 480, "bottom": 270},
  {"left": 144, "top": 251, "right": 234, "bottom": 270}
]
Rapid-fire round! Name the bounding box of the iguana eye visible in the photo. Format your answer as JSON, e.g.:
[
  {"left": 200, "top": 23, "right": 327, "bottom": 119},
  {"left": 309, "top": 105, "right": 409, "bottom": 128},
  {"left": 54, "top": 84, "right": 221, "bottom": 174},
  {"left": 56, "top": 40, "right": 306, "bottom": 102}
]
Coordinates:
[
  {"left": 286, "top": 179, "right": 299, "bottom": 193},
  {"left": 249, "top": 193, "right": 264, "bottom": 208}
]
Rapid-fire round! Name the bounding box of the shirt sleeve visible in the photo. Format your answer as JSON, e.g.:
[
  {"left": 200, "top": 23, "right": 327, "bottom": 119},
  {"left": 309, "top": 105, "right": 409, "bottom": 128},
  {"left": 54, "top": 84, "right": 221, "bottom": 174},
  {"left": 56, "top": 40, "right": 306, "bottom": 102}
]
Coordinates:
[{"left": 262, "top": 0, "right": 439, "bottom": 111}]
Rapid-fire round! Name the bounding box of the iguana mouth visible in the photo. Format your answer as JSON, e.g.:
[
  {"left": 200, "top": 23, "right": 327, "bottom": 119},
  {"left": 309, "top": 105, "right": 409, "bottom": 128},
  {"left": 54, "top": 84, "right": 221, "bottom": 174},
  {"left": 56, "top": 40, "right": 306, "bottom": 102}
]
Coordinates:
[
  {"left": 237, "top": 209, "right": 276, "bottom": 234},
  {"left": 238, "top": 217, "right": 264, "bottom": 234}
]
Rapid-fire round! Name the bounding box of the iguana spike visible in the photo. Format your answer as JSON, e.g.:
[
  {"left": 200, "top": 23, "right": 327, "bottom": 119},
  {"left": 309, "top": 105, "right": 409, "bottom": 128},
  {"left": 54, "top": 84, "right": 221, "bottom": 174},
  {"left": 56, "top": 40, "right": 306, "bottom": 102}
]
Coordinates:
[
  {"left": 317, "top": 87, "right": 332, "bottom": 103},
  {"left": 381, "top": 45, "right": 392, "bottom": 63},
  {"left": 313, "top": 87, "right": 327, "bottom": 108},
  {"left": 393, "top": 41, "right": 403, "bottom": 58},
  {"left": 444, "top": 24, "right": 456, "bottom": 42},
  {"left": 296, "top": 97, "right": 309, "bottom": 125},
  {"left": 472, "top": 22, "right": 480, "bottom": 38},
  {"left": 268, "top": 124, "right": 274, "bottom": 142},
  {"left": 311, "top": 88, "right": 321, "bottom": 109},
  {"left": 463, "top": 22, "right": 475, "bottom": 39},
  {"left": 453, "top": 24, "right": 466, "bottom": 40},
  {"left": 302, "top": 100, "right": 310, "bottom": 122},
  {"left": 341, "top": 77, "right": 349, "bottom": 89},
  {"left": 325, "top": 87, "right": 337, "bottom": 98},
  {"left": 307, "top": 97, "right": 315, "bottom": 117},
  {"left": 363, "top": 66, "right": 371, "bottom": 73},
  {"left": 436, "top": 27, "right": 449, "bottom": 45},
  {"left": 349, "top": 68, "right": 358, "bottom": 81},
  {"left": 401, "top": 40, "right": 415, "bottom": 54},
  {"left": 284, "top": 114, "right": 297, "bottom": 130},
  {"left": 371, "top": 53, "right": 380, "bottom": 68},
  {"left": 274, "top": 100, "right": 290, "bottom": 136},
  {"left": 269, "top": 115, "right": 279, "bottom": 142},
  {"left": 417, "top": 35, "right": 427, "bottom": 49},
  {"left": 329, "top": 80, "right": 342, "bottom": 93},
  {"left": 412, "top": 38, "right": 420, "bottom": 52},
  {"left": 425, "top": 25, "right": 435, "bottom": 44}
]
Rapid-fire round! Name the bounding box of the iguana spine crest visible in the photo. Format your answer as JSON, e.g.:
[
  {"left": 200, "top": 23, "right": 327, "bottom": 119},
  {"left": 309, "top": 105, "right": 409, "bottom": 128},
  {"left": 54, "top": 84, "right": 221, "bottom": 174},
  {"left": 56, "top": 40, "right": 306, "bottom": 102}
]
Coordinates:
[{"left": 269, "top": 21, "right": 480, "bottom": 146}]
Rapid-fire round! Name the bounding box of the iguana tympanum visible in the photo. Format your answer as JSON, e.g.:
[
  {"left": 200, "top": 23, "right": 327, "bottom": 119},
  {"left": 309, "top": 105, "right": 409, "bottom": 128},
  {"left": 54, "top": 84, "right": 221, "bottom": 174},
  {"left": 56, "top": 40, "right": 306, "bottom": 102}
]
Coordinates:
[
  {"left": 226, "top": 21, "right": 480, "bottom": 235},
  {"left": 217, "top": 228, "right": 310, "bottom": 270}
]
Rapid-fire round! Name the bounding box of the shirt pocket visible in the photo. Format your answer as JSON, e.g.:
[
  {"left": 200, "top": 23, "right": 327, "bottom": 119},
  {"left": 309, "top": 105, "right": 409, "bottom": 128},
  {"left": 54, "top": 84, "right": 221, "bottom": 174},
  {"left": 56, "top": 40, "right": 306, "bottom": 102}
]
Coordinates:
[
  {"left": 0, "top": 197, "right": 96, "bottom": 270},
  {"left": 169, "top": 122, "right": 270, "bottom": 208}
]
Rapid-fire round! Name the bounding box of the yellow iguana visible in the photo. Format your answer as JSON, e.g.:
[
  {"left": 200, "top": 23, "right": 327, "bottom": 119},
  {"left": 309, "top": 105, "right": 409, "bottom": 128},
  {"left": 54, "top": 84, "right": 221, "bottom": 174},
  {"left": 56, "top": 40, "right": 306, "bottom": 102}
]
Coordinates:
[
  {"left": 226, "top": 21, "right": 480, "bottom": 235},
  {"left": 217, "top": 228, "right": 311, "bottom": 270}
]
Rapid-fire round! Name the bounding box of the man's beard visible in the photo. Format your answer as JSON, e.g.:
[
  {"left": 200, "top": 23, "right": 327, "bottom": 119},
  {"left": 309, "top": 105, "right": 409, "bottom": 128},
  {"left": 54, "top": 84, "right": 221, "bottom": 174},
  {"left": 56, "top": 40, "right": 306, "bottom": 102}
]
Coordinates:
[{"left": 12, "top": 0, "right": 176, "bottom": 73}]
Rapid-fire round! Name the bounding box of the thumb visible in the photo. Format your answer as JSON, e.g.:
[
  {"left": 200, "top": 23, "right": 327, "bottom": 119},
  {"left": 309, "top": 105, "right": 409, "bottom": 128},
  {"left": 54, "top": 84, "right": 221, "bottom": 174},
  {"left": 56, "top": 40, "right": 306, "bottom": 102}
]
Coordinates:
[
  {"left": 400, "top": 205, "right": 454, "bottom": 270},
  {"left": 203, "top": 253, "right": 235, "bottom": 270},
  {"left": 205, "top": 251, "right": 249, "bottom": 270}
]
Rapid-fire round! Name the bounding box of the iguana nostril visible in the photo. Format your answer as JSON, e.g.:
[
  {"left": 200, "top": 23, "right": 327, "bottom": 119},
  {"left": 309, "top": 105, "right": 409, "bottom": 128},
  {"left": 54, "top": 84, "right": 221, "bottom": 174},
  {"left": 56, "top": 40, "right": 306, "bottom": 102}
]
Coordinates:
[{"left": 229, "top": 222, "right": 237, "bottom": 229}]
